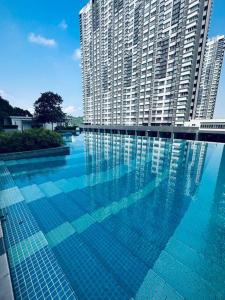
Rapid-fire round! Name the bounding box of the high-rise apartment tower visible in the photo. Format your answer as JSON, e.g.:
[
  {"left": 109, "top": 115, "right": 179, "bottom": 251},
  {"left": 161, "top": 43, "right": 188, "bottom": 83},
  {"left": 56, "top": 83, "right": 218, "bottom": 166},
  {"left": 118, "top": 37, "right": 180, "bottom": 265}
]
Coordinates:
[
  {"left": 194, "top": 35, "right": 225, "bottom": 119},
  {"left": 80, "top": 0, "right": 212, "bottom": 126}
]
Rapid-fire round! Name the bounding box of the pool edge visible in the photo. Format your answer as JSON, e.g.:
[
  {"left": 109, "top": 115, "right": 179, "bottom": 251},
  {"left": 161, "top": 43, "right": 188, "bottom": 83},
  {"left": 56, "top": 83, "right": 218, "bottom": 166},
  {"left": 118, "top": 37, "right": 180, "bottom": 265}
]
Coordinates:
[
  {"left": 0, "top": 221, "right": 14, "bottom": 300},
  {"left": 0, "top": 146, "right": 70, "bottom": 161}
]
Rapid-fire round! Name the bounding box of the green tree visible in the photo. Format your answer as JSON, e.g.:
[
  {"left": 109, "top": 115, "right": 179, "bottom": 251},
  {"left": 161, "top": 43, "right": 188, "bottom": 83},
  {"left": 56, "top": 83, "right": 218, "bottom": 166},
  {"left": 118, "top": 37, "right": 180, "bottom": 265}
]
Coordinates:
[
  {"left": 0, "top": 96, "right": 13, "bottom": 126},
  {"left": 13, "top": 107, "right": 32, "bottom": 117},
  {"left": 34, "top": 92, "right": 65, "bottom": 130},
  {"left": 68, "top": 116, "right": 83, "bottom": 126},
  {"left": 0, "top": 96, "right": 32, "bottom": 126}
]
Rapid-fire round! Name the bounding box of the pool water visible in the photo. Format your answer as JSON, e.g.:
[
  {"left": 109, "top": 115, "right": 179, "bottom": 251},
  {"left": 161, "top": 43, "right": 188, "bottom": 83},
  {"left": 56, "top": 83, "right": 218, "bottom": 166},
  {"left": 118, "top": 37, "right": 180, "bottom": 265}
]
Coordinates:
[{"left": 1, "top": 132, "right": 225, "bottom": 299}]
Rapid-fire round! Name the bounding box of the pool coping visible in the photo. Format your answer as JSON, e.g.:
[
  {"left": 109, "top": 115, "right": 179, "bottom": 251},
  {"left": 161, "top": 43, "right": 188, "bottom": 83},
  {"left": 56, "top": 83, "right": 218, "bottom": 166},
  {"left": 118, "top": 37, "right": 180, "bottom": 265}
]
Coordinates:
[
  {"left": 0, "top": 146, "right": 70, "bottom": 161},
  {"left": 0, "top": 221, "right": 14, "bottom": 300}
]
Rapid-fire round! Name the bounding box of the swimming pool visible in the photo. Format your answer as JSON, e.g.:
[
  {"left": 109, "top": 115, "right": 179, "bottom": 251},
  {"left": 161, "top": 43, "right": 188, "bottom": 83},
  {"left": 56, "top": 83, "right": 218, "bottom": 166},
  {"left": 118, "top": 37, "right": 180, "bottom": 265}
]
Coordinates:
[{"left": 1, "top": 132, "right": 225, "bottom": 299}]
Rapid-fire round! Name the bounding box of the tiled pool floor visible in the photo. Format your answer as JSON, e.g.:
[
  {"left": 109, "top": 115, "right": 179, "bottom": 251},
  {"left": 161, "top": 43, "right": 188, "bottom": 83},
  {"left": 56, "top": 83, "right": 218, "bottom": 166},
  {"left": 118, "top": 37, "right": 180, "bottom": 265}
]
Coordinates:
[{"left": 1, "top": 133, "right": 225, "bottom": 299}]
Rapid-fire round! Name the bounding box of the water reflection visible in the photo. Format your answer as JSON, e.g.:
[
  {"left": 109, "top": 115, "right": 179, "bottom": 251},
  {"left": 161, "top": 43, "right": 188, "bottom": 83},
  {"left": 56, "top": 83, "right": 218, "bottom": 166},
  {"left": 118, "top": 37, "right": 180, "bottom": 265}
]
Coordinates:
[
  {"left": 84, "top": 132, "right": 207, "bottom": 199},
  {"left": 206, "top": 148, "right": 225, "bottom": 267},
  {"left": 4, "top": 131, "right": 225, "bottom": 299},
  {"left": 82, "top": 132, "right": 225, "bottom": 298}
]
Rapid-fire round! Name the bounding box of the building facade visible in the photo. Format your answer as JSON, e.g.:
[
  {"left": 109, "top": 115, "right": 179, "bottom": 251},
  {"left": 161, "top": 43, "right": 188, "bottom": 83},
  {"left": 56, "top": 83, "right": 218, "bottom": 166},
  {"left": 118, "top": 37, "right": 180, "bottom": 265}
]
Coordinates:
[
  {"left": 194, "top": 35, "right": 225, "bottom": 119},
  {"left": 80, "top": 0, "right": 212, "bottom": 126}
]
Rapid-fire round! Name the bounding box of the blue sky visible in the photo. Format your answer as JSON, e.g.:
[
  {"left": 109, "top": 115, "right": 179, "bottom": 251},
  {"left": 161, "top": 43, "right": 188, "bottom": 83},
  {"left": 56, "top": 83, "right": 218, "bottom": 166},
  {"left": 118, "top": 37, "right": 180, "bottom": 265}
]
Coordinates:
[{"left": 0, "top": 0, "right": 224, "bottom": 117}]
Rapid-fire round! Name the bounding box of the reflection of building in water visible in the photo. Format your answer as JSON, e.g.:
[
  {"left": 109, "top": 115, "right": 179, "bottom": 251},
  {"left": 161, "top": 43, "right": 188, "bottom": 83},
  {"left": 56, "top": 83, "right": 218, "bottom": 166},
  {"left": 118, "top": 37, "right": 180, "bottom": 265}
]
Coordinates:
[
  {"left": 206, "top": 146, "right": 225, "bottom": 267},
  {"left": 144, "top": 138, "right": 208, "bottom": 235},
  {"left": 63, "top": 133, "right": 73, "bottom": 143},
  {"left": 83, "top": 132, "right": 210, "bottom": 297},
  {"left": 185, "top": 141, "right": 208, "bottom": 195},
  {"left": 150, "top": 138, "right": 207, "bottom": 195},
  {"left": 84, "top": 132, "right": 207, "bottom": 198}
]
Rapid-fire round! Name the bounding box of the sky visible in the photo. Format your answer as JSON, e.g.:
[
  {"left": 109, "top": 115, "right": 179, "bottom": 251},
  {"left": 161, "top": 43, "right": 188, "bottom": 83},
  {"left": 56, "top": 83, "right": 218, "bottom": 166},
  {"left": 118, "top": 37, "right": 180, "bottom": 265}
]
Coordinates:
[{"left": 0, "top": 0, "right": 224, "bottom": 117}]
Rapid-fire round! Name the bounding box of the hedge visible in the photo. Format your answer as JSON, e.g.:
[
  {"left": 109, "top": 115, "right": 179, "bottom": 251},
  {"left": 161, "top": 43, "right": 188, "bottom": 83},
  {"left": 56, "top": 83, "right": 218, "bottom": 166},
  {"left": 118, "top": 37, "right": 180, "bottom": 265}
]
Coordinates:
[
  {"left": 1, "top": 125, "right": 18, "bottom": 129},
  {"left": 0, "top": 128, "right": 63, "bottom": 153}
]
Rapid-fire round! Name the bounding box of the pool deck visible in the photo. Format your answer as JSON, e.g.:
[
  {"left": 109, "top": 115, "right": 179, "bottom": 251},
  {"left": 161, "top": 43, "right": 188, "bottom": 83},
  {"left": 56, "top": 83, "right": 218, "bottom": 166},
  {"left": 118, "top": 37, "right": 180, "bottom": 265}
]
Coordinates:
[{"left": 0, "top": 222, "right": 14, "bottom": 300}]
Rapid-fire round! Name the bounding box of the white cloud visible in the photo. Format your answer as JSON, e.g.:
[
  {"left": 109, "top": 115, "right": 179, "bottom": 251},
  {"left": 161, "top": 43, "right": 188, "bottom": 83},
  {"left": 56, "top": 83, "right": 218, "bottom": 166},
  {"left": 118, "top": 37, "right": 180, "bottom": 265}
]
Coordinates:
[
  {"left": 64, "top": 105, "right": 82, "bottom": 116},
  {"left": 58, "top": 20, "right": 68, "bottom": 30},
  {"left": 72, "top": 48, "right": 81, "bottom": 61},
  {"left": 28, "top": 33, "right": 57, "bottom": 47}
]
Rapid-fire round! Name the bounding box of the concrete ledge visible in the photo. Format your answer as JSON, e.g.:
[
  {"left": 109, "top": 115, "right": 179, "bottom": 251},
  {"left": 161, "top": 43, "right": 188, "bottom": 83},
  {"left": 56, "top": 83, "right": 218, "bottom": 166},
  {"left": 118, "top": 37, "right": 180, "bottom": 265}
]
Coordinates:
[
  {"left": 81, "top": 125, "right": 225, "bottom": 143},
  {"left": 0, "top": 146, "right": 70, "bottom": 161},
  {"left": 0, "top": 223, "right": 14, "bottom": 300},
  {"left": 0, "top": 273, "right": 14, "bottom": 300},
  {"left": 81, "top": 124, "right": 199, "bottom": 133}
]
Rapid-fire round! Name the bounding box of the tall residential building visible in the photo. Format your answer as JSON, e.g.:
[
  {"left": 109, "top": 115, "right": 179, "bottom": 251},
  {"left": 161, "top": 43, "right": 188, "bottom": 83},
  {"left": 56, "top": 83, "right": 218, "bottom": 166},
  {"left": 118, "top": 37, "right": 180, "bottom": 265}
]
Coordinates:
[
  {"left": 80, "top": 0, "right": 212, "bottom": 126},
  {"left": 194, "top": 35, "right": 225, "bottom": 119}
]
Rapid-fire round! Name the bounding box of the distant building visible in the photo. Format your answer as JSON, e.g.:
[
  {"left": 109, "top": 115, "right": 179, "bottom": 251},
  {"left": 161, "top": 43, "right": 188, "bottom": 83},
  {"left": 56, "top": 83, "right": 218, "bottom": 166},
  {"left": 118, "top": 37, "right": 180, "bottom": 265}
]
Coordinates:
[
  {"left": 80, "top": 0, "right": 212, "bottom": 126},
  {"left": 64, "top": 115, "right": 74, "bottom": 127},
  {"left": 184, "top": 119, "right": 225, "bottom": 131},
  {"left": 3, "top": 115, "right": 72, "bottom": 132},
  {"left": 7, "top": 116, "right": 33, "bottom": 131},
  {"left": 194, "top": 35, "right": 225, "bottom": 119}
]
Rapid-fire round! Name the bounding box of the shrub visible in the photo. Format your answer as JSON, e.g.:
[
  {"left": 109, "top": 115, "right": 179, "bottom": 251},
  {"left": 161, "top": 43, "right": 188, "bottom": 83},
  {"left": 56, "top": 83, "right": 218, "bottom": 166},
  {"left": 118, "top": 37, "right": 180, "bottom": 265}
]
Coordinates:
[
  {"left": 0, "top": 128, "right": 63, "bottom": 153},
  {"left": 2, "top": 125, "right": 18, "bottom": 129}
]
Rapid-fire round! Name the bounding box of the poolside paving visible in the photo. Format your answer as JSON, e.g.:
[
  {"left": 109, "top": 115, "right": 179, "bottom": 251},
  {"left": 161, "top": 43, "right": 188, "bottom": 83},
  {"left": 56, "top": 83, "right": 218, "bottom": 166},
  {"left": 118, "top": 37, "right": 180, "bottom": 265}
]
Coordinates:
[{"left": 0, "top": 223, "right": 14, "bottom": 300}]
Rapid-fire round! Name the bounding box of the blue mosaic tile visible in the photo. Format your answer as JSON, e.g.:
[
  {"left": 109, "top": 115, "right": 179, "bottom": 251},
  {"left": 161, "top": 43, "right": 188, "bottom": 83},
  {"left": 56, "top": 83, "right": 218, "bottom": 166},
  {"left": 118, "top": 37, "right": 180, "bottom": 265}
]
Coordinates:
[
  {"left": 20, "top": 184, "right": 45, "bottom": 203},
  {"left": 8, "top": 231, "right": 48, "bottom": 267},
  {"left": 0, "top": 164, "right": 15, "bottom": 189},
  {"left": 11, "top": 246, "right": 76, "bottom": 300},
  {"left": 38, "top": 181, "right": 62, "bottom": 198},
  {"left": 2, "top": 202, "right": 40, "bottom": 248},
  {"left": 48, "top": 193, "right": 84, "bottom": 222},
  {"left": 28, "top": 198, "right": 64, "bottom": 233},
  {"left": 0, "top": 187, "right": 24, "bottom": 209},
  {"left": 53, "top": 234, "right": 129, "bottom": 300},
  {"left": 0, "top": 163, "right": 77, "bottom": 300},
  {"left": 80, "top": 223, "right": 148, "bottom": 296},
  {"left": 135, "top": 269, "right": 184, "bottom": 300}
]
